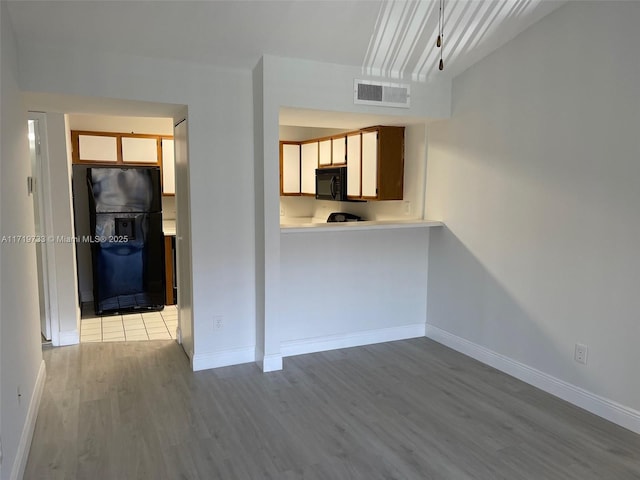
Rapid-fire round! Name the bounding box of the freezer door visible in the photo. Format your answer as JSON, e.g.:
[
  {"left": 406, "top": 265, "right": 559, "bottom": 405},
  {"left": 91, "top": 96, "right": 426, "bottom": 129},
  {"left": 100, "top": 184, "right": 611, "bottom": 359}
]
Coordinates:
[{"left": 87, "top": 166, "right": 162, "bottom": 213}]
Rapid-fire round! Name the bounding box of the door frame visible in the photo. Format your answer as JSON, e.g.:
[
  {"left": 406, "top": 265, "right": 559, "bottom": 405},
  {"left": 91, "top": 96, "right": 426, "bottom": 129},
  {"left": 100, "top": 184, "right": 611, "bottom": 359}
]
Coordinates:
[{"left": 28, "top": 112, "right": 61, "bottom": 345}]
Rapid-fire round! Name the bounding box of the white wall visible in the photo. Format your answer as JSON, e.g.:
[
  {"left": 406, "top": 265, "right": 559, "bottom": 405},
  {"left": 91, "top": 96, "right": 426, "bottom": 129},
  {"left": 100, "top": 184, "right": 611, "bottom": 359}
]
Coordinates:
[
  {"left": 0, "top": 2, "right": 45, "bottom": 477},
  {"left": 253, "top": 59, "right": 266, "bottom": 366},
  {"left": 67, "top": 113, "right": 173, "bottom": 135},
  {"left": 426, "top": 2, "right": 640, "bottom": 424},
  {"left": 258, "top": 55, "right": 450, "bottom": 368},
  {"left": 17, "top": 41, "right": 256, "bottom": 370},
  {"left": 280, "top": 228, "right": 429, "bottom": 353}
]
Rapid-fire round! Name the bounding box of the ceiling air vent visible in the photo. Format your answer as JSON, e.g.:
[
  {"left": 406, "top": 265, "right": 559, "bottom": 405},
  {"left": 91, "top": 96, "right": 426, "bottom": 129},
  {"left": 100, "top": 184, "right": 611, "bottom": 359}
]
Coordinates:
[{"left": 354, "top": 79, "right": 410, "bottom": 108}]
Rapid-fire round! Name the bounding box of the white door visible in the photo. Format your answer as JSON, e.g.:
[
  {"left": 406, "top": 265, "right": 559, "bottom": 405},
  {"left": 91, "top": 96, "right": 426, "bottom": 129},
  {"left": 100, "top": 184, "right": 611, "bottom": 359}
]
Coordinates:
[
  {"left": 361, "top": 131, "right": 378, "bottom": 198},
  {"left": 28, "top": 117, "right": 52, "bottom": 340}
]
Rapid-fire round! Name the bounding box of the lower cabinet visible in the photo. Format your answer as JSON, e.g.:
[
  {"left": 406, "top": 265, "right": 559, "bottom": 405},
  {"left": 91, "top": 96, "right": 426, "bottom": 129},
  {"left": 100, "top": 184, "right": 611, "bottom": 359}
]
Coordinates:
[{"left": 164, "top": 235, "right": 177, "bottom": 305}]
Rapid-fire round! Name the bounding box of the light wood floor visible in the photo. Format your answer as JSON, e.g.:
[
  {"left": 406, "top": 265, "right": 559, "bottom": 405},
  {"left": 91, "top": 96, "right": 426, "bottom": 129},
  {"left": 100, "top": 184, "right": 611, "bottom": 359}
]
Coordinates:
[{"left": 25, "top": 338, "right": 640, "bottom": 479}]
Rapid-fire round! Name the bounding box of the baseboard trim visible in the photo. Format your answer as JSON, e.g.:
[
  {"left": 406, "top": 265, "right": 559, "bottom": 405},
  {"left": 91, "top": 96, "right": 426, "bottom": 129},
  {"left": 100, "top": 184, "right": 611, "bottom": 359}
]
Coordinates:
[
  {"left": 281, "top": 323, "right": 427, "bottom": 358},
  {"left": 11, "top": 359, "right": 46, "bottom": 480},
  {"left": 58, "top": 329, "right": 79, "bottom": 346},
  {"left": 425, "top": 324, "right": 640, "bottom": 435},
  {"left": 192, "top": 346, "right": 254, "bottom": 372},
  {"left": 261, "top": 354, "right": 283, "bottom": 372}
]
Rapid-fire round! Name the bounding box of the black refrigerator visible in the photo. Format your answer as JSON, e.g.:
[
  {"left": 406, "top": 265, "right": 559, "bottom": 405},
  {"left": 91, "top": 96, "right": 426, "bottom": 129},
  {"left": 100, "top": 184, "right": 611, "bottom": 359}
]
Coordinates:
[{"left": 87, "top": 166, "right": 165, "bottom": 315}]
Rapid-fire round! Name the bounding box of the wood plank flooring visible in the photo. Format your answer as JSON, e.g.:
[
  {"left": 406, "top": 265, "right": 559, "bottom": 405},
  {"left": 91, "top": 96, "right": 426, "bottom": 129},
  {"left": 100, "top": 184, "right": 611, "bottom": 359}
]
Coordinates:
[{"left": 25, "top": 338, "right": 640, "bottom": 479}]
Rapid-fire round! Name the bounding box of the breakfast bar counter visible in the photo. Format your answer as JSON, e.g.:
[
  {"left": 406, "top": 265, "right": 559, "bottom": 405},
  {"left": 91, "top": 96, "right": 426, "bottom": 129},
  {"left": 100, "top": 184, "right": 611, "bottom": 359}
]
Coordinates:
[{"left": 280, "top": 219, "right": 443, "bottom": 234}]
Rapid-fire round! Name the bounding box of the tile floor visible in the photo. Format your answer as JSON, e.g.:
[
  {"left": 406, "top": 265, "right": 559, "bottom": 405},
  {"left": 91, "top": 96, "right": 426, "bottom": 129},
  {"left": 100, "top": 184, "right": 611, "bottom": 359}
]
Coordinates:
[{"left": 80, "top": 303, "right": 178, "bottom": 343}]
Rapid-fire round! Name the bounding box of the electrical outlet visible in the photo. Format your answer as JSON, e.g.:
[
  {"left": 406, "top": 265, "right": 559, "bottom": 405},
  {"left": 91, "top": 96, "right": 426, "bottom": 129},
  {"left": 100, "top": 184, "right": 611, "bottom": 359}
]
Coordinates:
[
  {"left": 280, "top": 205, "right": 285, "bottom": 217},
  {"left": 403, "top": 201, "right": 411, "bottom": 215},
  {"left": 574, "top": 343, "right": 588, "bottom": 365},
  {"left": 213, "top": 315, "right": 224, "bottom": 330}
]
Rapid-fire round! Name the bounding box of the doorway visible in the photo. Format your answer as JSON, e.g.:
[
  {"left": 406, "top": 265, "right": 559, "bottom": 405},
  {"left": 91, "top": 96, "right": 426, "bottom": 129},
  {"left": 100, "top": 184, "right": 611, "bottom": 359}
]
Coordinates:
[
  {"left": 24, "top": 100, "right": 192, "bottom": 366},
  {"left": 67, "top": 113, "right": 180, "bottom": 344}
]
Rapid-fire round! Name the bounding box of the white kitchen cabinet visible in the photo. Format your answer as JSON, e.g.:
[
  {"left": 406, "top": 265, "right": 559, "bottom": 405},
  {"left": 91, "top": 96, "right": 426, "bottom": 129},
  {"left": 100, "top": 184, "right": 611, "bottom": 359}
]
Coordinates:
[
  {"left": 346, "top": 133, "right": 361, "bottom": 198},
  {"left": 332, "top": 136, "right": 346, "bottom": 166},
  {"left": 78, "top": 134, "right": 118, "bottom": 162},
  {"left": 301, "top": 141, "right": 318, "bottom": 195},
  {"left": 359, "top": 126, "right": 404, "bottom": 200},
  {"left": 361, "top": 131, "right": 378, "bottom": 198},
  {"left": 318, "top": 139, "right": 332, "bottom": 166},
  {"left": 278, "top": 125, "right": 404, "bottom": 201},
  {"left": 121, "top": 137, "right": 158, "bottom": 163},
  {"left": 281, "top": 143, "right": 301, "bottom": 195},
  {"left": 161, "top": 138, "right": 175, "bottom": 195}
]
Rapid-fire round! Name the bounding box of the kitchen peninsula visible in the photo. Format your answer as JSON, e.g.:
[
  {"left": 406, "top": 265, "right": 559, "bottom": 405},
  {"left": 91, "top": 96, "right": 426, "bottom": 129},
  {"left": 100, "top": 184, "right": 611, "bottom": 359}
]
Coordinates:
[{"left": 281, "top": 218, "right": 442, "bottom": 233}]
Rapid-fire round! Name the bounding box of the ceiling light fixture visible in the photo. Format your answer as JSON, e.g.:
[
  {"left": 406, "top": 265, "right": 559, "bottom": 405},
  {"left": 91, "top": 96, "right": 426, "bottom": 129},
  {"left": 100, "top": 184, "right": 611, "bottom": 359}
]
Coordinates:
[{"left": 437, "top": 0, "right": 445, "bottom": 70}]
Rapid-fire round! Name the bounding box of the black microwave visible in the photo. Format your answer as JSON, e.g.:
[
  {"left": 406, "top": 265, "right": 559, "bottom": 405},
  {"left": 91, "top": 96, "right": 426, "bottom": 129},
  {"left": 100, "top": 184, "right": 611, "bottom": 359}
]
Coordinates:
[{"left": 316, "top": 166, "right": 347, "bottom": 201}]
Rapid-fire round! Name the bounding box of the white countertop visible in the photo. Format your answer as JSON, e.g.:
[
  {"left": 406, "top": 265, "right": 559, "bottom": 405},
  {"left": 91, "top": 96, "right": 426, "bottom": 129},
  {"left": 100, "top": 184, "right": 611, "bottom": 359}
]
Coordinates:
[
  {"left": 280, "top": 218, "right": 443, "bottom": 233},
  {"left": 163, "top": 219, "right": 176, "bottom": 236}
]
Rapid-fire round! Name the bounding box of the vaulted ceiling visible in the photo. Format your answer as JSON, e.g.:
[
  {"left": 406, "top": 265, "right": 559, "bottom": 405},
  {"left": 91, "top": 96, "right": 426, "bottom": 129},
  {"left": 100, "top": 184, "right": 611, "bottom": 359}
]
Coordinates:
[{"left": 7, "top": 0, "right": 564, "bottom": 82}]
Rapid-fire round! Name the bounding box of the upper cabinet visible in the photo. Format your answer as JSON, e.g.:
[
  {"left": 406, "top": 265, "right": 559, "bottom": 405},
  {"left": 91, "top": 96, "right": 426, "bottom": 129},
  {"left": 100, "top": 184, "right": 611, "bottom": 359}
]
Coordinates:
[
  {"left": 300, "top": 141, "right": 318, "bottom": 196},
  {"left": 78, "top": 134, "right": 118, "bottom": 163},
  {"left": 318, "top": 139, "right": 332, "bottom": 166},
  {"left": 361, "top": 131, "right": 378, "bottom": 198},
  {"left": 356, "top": 126, "right": 404, "bottom": 201},
  {"left": 121, "top": 137, "right": 158, "bottom": 163},
  {"left": 71, "top": 130, "right": 175, "bottom": 195},
  {"left": 332, "top": 136, "right": 347, "bottom": 166},
  {"left": 280, "top": 125, "right": 404, "bottom": 201},
  {"left": 280, "top": 141, "right": 317, "bottom": 196},
  {"left": 161, "top": 139, "right": 175, "bottom": 196},
  {"left": 346, "top": 132, "right": 362, "bottom": 198},
  {"left": 280, "top": 142, "right": 301, "bottom": 195}
]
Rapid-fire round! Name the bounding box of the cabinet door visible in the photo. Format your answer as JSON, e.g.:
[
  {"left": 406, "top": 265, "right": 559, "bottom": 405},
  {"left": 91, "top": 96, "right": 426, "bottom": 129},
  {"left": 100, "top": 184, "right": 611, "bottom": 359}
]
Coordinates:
[
  {"left": 122, "top": 137, "right": 158, "bottom": 163},
  {"left": 161, "top": 139, "right": 175, "bottom": 195},
  {"left": 332, "top": 136, "right": 346, "bottom": 165},
  {"left": 346, "top": 133, "right": 361, "bottom": 198},
  {"left": 281, "top": 143, "right": 301, "bottom": 194},
  {"left": 78, "top": 134, "right": 118, "bottom": 162},
  {"left": 301, "top": 142, "right": 318, "bottom": 195},
  {"left": 318, "top": 139, "right": 332, "bottom": 166},
  {"left": 361, "top": 131, "right": 378, "bottom": 198}
]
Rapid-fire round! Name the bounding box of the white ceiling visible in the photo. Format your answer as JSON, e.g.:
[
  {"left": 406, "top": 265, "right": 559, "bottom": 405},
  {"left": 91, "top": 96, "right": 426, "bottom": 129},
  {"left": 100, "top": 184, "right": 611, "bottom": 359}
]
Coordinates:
[
  {"left": 7, "top": 0, "right": 564, "bottom": 81},
  {"left": 8, "top": 0, "right": 565, "bottom": 127}
]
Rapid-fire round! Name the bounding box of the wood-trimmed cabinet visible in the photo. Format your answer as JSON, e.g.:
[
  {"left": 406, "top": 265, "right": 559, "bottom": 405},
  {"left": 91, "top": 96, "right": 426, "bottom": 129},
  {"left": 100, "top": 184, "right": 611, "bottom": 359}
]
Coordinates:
[
  {"left": 71, "top": 130, "right": 175, "bottom": 196},
  {"left": 280, "top": 140, "right": 317, "bottom": 196},
  {"left": 355, "top": 126, "right": 404, "bottom": 201},
  {"left": 346, "top": 132, "right": 362, "bottom": 198},
  {"left": 161, "top": 138, "right": 175, "bottom": 196},
  {"left": 164, "top": 235, "right": 177, "bottom": 305},
  {"left": 300, "top": 141, "right": 318, "bottom": 195},
  {"left": 280, "top": 142, "right": 301, "bottom": 195},
  {"left": 280, "top": 126, "right": 404, "bottom": 200}
]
